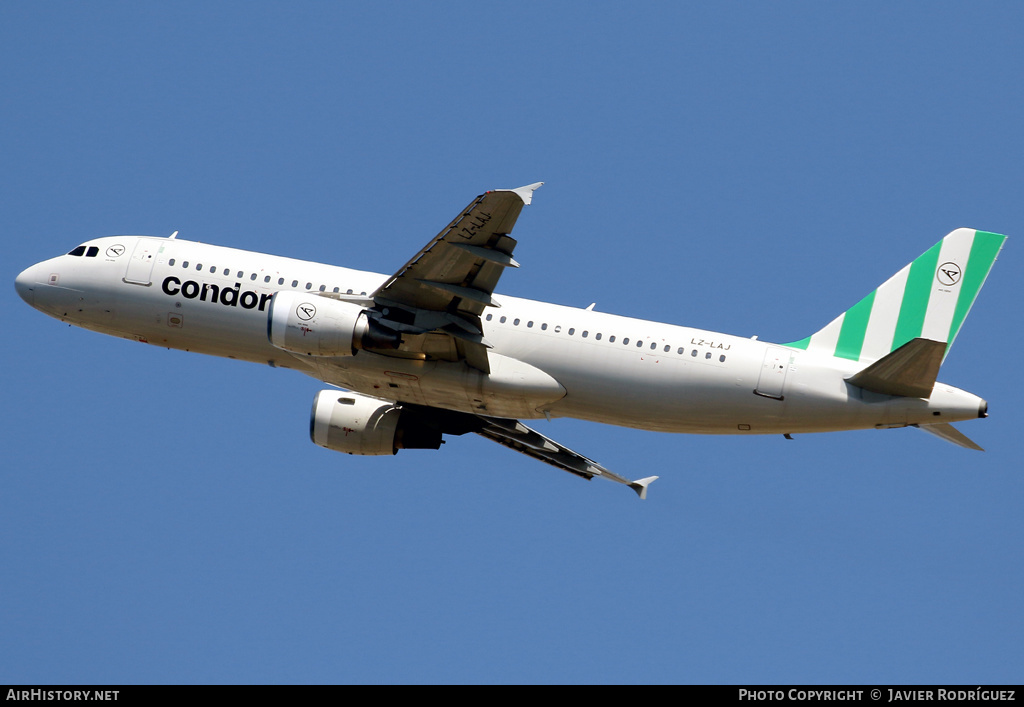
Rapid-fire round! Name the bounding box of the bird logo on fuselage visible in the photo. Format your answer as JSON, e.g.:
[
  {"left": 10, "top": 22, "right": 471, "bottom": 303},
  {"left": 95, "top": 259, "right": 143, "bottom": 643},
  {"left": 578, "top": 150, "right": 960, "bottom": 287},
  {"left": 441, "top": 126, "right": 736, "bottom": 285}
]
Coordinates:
[{"left": 296, "top": 303, "right": 317, "bottom": 321}]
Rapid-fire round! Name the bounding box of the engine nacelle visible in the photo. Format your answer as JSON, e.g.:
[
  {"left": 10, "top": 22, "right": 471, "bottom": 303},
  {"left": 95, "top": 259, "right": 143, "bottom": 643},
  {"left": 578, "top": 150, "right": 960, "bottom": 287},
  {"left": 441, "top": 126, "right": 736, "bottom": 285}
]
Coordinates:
[
  {"left": 268, "top": 291, "right": 400, "bottom": 357},
  {"left": 309, "top": 390, "right": 443, "bottom": 456}
]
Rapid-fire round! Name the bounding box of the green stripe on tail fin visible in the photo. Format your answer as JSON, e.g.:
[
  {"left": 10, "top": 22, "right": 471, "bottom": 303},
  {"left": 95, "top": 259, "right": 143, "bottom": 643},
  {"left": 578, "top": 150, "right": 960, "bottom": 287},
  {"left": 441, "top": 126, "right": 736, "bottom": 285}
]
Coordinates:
[
  {"left": 785, "top": 229, "right": 1006, "bottom": 364},
  {"left": 947, "top": 231, "right": 1006, "bottom": 357}
]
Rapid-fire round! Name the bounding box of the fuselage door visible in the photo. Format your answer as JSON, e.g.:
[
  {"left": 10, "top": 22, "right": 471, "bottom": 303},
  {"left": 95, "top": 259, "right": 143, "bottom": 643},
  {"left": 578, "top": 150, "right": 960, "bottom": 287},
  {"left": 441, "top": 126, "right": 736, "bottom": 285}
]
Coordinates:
[
  {"left": 755, "top": 347, "right": 789, "bottom": 400},
  {"left": 124, "top": 238, "right": 160, "bottom": 286}
]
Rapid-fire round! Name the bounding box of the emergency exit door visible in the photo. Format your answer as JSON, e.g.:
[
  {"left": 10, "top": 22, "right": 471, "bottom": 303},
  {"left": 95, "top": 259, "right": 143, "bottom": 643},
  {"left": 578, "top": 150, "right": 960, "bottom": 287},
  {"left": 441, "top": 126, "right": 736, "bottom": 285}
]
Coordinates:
[
  {"left": 124, "top": 238, "right": 160, "bottom": 285},
  {"left": 755, "top": 347, "right": 789, "bottom": 400}
]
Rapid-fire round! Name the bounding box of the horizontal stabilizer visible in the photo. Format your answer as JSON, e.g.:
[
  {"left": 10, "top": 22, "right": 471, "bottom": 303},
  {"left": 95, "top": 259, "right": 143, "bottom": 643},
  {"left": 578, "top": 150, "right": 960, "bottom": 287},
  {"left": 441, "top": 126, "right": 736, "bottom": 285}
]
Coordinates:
[
  {"left": 846, "top": 338, "right": 946, "bottom": 398},
  {"left": 915, "top": 422, "right": 984, "bottom": 451}
]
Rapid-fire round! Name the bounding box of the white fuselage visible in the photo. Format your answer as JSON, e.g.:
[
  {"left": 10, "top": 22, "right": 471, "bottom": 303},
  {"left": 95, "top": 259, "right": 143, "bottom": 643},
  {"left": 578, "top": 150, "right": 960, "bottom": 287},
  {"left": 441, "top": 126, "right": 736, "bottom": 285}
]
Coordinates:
[{"left": 16, "top": 235, "right": 986, "bottom": 436}]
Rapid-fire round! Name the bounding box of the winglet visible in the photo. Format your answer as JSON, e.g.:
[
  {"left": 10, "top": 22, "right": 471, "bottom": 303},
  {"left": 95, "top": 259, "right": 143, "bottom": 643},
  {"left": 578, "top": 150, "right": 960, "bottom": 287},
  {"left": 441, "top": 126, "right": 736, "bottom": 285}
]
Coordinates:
[
  {"left": 508, "top": 182, "right": 544, "bottom": 206},
  {"left": 628, "top": 475, "right": 659, "bottom": 500}
]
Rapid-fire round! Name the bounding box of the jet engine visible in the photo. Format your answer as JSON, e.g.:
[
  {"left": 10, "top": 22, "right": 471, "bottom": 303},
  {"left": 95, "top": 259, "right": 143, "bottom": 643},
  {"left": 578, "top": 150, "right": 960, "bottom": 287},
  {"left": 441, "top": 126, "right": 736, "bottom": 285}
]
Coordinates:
[
  {"left": 268, "top": 291, "right": 400, "bottom": 357},
  {"left": 309, "top": 389, "right": 451, "bottom": 456}
]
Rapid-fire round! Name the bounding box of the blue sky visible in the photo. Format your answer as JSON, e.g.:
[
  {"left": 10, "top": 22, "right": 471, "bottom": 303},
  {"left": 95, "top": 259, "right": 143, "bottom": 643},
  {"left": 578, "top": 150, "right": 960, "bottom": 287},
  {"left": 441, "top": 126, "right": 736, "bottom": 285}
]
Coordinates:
[{"left": 2, "top": 2, "right": 1022, "bottom": 684}]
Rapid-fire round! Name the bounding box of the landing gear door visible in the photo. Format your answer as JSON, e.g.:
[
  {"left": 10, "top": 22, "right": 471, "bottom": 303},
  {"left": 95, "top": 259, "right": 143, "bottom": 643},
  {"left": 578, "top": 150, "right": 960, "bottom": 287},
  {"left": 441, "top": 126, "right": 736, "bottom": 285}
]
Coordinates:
[
  {"left": 124, "top": 238, "right": 160, "bottom": 286},
  {"left": 755, "top": 347, "right": 789, "bottom": 400}
]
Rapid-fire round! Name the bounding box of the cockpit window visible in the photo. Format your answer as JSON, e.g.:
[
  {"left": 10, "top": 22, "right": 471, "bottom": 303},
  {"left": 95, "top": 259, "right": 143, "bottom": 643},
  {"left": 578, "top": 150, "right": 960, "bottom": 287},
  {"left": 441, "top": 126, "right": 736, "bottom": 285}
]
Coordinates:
[
  {"left": 85, "top": 246, "right": 99, "bottom": 257},
  {"left": 68, "top": 246, "right": 87, "bottom": 256}
]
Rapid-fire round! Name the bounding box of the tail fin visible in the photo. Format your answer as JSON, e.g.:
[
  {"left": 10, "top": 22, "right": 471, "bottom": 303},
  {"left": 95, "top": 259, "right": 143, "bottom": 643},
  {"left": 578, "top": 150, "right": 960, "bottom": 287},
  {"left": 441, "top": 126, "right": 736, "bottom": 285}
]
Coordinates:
[{"left": 786, "top": 229, "right": 1006, "bottom": 364}]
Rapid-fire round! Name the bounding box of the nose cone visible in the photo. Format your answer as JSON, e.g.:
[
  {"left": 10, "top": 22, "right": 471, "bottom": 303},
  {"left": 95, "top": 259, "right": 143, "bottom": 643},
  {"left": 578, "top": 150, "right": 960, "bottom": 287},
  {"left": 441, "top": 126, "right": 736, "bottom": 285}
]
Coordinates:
[{"left": 15, "top": 265, "right": 37, "bottom": 307}]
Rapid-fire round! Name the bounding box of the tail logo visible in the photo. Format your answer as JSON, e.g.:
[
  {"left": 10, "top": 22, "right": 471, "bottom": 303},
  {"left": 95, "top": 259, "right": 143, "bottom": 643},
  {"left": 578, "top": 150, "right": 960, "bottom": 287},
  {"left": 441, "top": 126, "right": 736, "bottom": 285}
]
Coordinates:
[{"left": 937, "top": 262, "right": 962, "bottom": 286}]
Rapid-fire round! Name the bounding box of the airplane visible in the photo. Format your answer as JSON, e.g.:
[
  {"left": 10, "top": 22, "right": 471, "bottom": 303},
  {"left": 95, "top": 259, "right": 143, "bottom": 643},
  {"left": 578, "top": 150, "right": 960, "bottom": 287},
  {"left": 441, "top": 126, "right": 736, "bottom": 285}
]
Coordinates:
[{"left": 14, "top": 183, "right": 1006, "bottom": 498}]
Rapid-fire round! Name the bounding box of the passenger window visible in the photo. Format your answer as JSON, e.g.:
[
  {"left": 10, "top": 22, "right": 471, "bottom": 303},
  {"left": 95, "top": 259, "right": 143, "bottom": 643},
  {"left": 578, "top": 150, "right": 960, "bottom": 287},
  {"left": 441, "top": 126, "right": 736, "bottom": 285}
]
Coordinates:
[
  {"left": 265, "top": 275, "right": 271, "bottom": 283},
  {"left": 514, "top": 318, "right": 520, "bottom": 326},
  {"left": 333, "top": 287, "right": 339, "bottom": 293},
  {"left": 237, "top": 271, "right": 243, "bottom": 278},
  {"left": 677, "top": 347, "right": 684, "bottom": 354},
  {"left": 650, "top": 343, "right": 657, "bottom": 350},
  {"left": 182, "top": 261, "right": 189, "bottom": 268},
  {"left": 527, "top": 321, "right": 533, "bottom": 328},
  {"left": 554, "top": 325, "right": 561, "bottom": 333},
  {"left": 706, "top": 352, "right": 712, "bottom": 359},
  {"left": 663, "top": 345, "right": 670, "bottom": 352},
  {"left": 68, "top": 246, "right": 87, "bottom": 256},
  {"left": 486, "top": 314, "right": 493, "bottom": 321},
  {"left": 595, "top": 333, "right": 602, "bottom": 341},
  {"left": 637, "top": 341, "right": 644, "bottom": 348},
  {"left": 251, "top": 273, "right": 257, "bottom": 280},
  {"left": 609, "top": 336, "right": 616, "bottom": 343},
  {"left": 623, "top": 338, "right": 629, "bottom": 345},
  {"left": 306, "top": 283, "right": 312, "bottom": 290},
  {"left": 169, "top": 259, "right": 175, "bottom": 266},
  {"left": 719, "top": 355, "right": 726, "bottom": 362},
  {"left": 86, "top": 247, "right": 99, "bottom": 257},
  {"left": 691, "top": 350, "right": 698, "bottom": 357},
  {"left": 541, "top": 323, "right": 548, "bottom": 331},
  {"left": 568, "top": 328, "right": 575, "bottom": 336},
  {"left": 500, "top": 316, "right": 507, "bottom": 324},
  {"left": 319, "top": 285, "right": 326, "bottom": 292},
  {"left": 197, "top": 264, "right": 203, "bottom": 270}
]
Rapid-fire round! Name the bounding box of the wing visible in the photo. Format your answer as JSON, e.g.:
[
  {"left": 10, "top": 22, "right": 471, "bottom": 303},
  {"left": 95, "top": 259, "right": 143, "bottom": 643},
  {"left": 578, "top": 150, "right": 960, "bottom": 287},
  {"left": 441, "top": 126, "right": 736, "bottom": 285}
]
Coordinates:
[
  {"left": 368, "top": 183, "right": 543, "bottom": 373},
  {"left": 474, "top": 417, "right": 658, "bottom": 499},
  {"left": 396, "top": 403, "right": 658, "bottom": 498}
]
